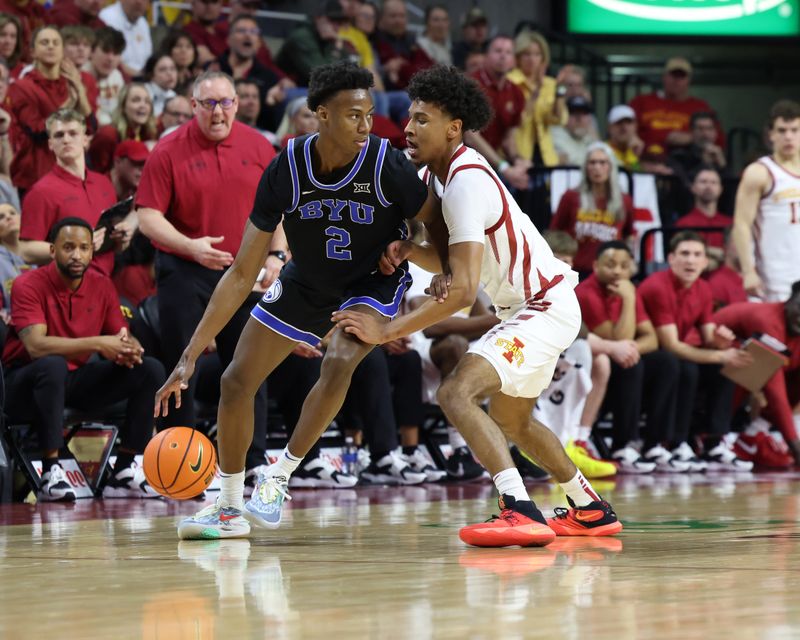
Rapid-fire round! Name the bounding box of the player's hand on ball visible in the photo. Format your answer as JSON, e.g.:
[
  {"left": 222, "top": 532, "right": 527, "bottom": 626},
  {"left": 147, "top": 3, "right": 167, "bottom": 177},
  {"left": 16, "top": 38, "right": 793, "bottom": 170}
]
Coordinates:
[
  {"left": 425, "top": 272, "right": 452, "bottom": 303},
  {"left": 155, "top": 356, "right": 195, "bottom": 417},
  {"left": 331, "top": 310, "right": 388, "bottom": 345},
  {"left": 379, "top": 240, "right": 412, "bottom": 275}
]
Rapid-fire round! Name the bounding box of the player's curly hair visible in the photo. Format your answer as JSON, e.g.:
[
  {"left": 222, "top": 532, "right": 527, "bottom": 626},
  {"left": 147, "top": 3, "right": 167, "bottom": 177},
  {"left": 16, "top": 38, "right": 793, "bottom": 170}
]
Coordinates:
[
  {"left": 307, "top": 61, "right": 374, "bottom": 111},
  {"left": 406, "top": 65, "right": 493, "bottom": 132}
]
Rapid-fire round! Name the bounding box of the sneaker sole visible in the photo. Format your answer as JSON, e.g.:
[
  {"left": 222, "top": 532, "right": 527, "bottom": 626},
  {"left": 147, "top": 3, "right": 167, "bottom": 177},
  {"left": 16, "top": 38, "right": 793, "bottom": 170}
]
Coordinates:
[
  {"left": 459, "top": 523, "right": 556, "bottom": 547},
  {"left": 547, "top": 519, "right": 624, "bottom": 537},
  {"left": 244, "top": 503, "right": 283, "bottom": 529},
  {"left": 360, "top": 473, "right": 426, "bottom": 485},
  {"left": 37, "top": 492, "right": 76, "bottom": 503},
  {"left": 177, "top": 522, "right": 251, "bottom": 540},
  {"left": 289, "top": 477, "right": 358, "bottom": 489}
]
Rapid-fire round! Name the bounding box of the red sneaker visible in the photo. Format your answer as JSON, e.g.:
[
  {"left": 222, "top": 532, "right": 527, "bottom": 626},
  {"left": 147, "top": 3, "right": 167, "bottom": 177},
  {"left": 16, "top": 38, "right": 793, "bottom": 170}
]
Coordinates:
[
  {"left": 734, "top": 433, "right": 793, "bottom": 469},
  {"left": 459, "top": 494, "right": 556, "bottom": 548},
  {"left": 547, "top": 498, "right": 623, "bottom": 537}
]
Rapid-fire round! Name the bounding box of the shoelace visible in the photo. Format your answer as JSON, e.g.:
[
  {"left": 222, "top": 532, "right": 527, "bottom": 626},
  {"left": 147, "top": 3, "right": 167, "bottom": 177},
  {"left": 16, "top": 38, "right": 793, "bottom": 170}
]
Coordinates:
[
  {"left": 258, "top": 475, "right": 292, "bottom": 502},
  {"left": 552, "top": 507, "right": 569, "bottom": 520},
  {"left": 484, "top": 508, "right": 522, "bottom": 525}
]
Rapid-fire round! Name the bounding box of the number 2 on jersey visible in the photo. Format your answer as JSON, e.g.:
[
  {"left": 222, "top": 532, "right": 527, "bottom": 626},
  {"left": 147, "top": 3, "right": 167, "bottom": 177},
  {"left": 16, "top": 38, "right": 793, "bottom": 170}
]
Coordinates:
[{"left": 325, "top": 226, "right": 352, "bottom": 260}]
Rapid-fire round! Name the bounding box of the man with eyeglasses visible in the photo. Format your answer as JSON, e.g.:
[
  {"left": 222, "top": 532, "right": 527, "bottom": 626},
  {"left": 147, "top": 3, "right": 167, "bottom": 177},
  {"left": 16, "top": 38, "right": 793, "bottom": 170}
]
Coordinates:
[
  {"left": 159, "top": 95, "right": 193, "bottom": 137},
  {"left": 629, "top": 57, "right": 724, "bottom": 163},
  {"left": 217, "top": 14, "right": 284, "bottom": 131},
  {"left": 136, "top": 70, "right": 276, "bottom": 446}
]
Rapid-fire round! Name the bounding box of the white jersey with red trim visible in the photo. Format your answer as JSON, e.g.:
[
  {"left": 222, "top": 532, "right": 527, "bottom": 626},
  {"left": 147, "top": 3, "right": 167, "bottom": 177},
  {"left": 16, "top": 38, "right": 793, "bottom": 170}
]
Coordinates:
[
  {"left": 755, "top": 156, "right": 800, "bottom": 301},
  {"left": 424, "top": 145, "right": 576, "bottom": 314}
]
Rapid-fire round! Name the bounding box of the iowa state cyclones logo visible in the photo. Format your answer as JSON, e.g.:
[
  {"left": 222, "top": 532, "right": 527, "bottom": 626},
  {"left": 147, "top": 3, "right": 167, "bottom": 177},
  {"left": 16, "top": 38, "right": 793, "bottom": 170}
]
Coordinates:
[{"left": 495, "top": 337, "right": 525, "bottom": 367}]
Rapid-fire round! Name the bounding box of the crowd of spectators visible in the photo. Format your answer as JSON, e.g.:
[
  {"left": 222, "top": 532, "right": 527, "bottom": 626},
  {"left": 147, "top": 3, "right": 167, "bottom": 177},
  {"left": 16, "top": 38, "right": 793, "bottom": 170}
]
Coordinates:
[{"left": 0, "top": 0, "right": 798, "bottom": 503}]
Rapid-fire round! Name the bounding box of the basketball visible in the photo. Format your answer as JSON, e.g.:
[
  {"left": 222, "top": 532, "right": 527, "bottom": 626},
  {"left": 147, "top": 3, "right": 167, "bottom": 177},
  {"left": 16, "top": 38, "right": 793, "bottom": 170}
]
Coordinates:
[{"left": 143, "top": 427, "right": 217, "bottom": 500}]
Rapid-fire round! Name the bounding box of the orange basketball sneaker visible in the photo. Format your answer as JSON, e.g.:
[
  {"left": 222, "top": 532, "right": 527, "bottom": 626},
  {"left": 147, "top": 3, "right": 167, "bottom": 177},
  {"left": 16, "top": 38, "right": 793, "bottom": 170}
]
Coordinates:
[
  {"left": 459, "top": 494, "right": 556, "bottom": 548},
  {"left": 547, "top": 497, "right": 623, "bottom": 537}
]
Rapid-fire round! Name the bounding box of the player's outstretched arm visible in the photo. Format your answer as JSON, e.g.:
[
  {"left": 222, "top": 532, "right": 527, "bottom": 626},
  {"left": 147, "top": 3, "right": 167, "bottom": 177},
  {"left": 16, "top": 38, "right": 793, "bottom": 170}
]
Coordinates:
[
  {"left": 732, "top": 162, "right": 769, "bottom": 296},
  {"left": 154, "top": 221, "right": 273, "bottom": 417},
  {"left": 334, "top": 241, "right": 483, "bottom": 344}
]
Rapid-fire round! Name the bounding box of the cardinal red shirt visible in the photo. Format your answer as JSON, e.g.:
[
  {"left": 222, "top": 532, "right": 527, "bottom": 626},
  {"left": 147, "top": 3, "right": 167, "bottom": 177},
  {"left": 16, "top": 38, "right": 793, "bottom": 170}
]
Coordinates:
[
  {"left": 135, "top": 119, "right": 275, "bottom": 260},
  {"left": 713, "top": 301, "right": 800, "bottom": 441},
  {"left": 639, "top": 269, "right": 713, "bottom": 347},
  {"left": 8, "top": 71, "right": 70, "bottom": 191},
  {"left": 576, "top": 273, "right": 649, "bottom": 332},
  {"left": 2, "top": 262, "right": 126, "bottom": 370},
  {"left": 676, "top": 207, "right": 731, "bottom": 249},
  {"left": 629, "top": 91, "right": 724, "bottom": 160},
  {"left": 706, "top": 265, "right": 746, "bottom": 310},
  {"left": 550, "top": 189, "right": 636, "bottom": 273},
  {"left": 472, "top": 68, "right": 525, "bottom": 152},
  {"left": 49, "top": 0, "right": 106, "bottom": 28},
  {"left": 22, "top": 164, "right": 118, "bottom": 276}
]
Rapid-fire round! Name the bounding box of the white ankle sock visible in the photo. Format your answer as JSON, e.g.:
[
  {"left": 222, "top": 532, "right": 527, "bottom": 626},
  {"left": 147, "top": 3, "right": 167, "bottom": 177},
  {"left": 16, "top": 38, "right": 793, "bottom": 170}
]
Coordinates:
[
  {"left": 576, "top": 425, "right": 591, "bottom": 442},
  {"left": 219, "top": 469, "right": 245, "bottom": 509},
  {"left": 745, "top": 417, "right": 771, "bottom": 437},
  {"left": 448, "top": 426, "right": 468, "bottom": 450},
  {"left": 270, "top": 447, "right": 303, "bottom": 479},
  {"left": 560, "top": 470, "right": 601, "bottom": 507},
  {"left": 493, "top": 468, "right": 529, "bottom": 502}
]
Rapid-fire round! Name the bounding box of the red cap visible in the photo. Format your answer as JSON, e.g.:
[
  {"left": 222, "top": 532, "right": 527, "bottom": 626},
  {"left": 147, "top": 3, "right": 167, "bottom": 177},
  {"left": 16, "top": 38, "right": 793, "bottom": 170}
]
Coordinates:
[{"left": 114, "top": 140, "right": 150, "bottom": 163}]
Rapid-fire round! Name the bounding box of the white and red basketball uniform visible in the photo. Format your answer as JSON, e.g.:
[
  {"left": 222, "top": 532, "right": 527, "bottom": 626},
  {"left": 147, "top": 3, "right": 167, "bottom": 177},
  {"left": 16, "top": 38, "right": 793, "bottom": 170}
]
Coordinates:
[
  {"left": 425, "top": 145, "right": 581, "bottom": 398},
  {"left": 755, "top": 156, "right": 800, "bottom": 301}
]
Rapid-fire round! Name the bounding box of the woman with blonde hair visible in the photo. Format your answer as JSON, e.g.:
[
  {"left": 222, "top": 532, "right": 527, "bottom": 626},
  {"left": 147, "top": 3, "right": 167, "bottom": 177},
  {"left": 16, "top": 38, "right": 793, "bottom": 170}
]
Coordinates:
[
  {"left": 550, "top": 141, "right": 636, "bottom": 275},
  {"left": 506, "top": 30, "right": 568, "bottom": 167},
  {"left": 89, "top": 82, "right": 158, "bottom": 173}
]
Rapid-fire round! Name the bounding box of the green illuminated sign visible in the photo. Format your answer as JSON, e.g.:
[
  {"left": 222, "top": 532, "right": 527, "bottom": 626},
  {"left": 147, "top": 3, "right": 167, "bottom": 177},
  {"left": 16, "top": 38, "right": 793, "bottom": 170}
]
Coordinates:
[{"left": 568, "top": 0, "right": 800, "bottom": 36}]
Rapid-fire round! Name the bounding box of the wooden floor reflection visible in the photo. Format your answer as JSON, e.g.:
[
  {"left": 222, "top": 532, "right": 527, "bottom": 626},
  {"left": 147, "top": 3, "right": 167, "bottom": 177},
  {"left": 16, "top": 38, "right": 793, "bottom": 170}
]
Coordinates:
[{"left": 1, "top": 473, "right": 799, "bottom": 640}]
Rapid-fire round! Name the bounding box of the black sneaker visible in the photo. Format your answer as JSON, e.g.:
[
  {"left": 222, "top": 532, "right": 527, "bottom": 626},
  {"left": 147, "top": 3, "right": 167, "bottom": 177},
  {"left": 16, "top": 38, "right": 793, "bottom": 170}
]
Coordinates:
[
  {"left": 289, "top": 456, "right": 358, "bottom": 488},
  {"left": 360, "top": 450, "right": 426, "bottom": 485},
  {"left": 445, "top": 446, "right": 487, "bottom": 481},
  {"left": 38, "top": 464, "right": 76, "bottom": 502},
  {"left": 510, "top": 445, "right": 550, "bottom": 480}
]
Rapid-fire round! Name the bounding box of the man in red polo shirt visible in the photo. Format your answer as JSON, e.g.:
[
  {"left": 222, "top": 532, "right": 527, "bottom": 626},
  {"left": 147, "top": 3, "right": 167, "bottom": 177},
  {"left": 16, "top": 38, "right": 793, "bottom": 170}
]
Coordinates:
[
  {"left": 713, "top": 283, "right": 800, "bottom": 468},
  {"left": 629, "top": 57, "right": 723, "bottom": 162},
  {"left": 577, "top": 240, "right": 686, "bottom": 473},
  {"left": 466, "top": 34, "right": 529, "bottom": 190},
  {"left": 639, "top": 230, "right": 753, "bottom": 470},
  {"left": 676, "top": 166, "right": 731, "bottom": 254},
  {"left": 136, "top": 70, "right": 275, "bottom": 470},
  {"left": 19, "top": 109, "right": 126, "bottom": 278},
  {"left": 2, "top": 218, "right": 165, "bottom": 502}
]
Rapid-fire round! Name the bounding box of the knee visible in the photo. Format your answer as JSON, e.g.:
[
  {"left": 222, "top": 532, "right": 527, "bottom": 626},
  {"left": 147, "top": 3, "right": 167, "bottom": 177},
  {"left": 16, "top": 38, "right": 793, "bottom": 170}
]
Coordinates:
[
  {"left": 322, "top": 349, "right": 372, "bottom": 382},
  {"left": 35, "top": 355, "right": 69, "bottom": 380},
  {"left": 139, "top": 356, "right": 166, "bottom": 384},
  {"left": 652, "top": 349, "right": 680, "bottom": 380},
  {"left": 592, "top": 353, "right": 611, "bottom": 383},
  {"left": 434, "top": 335, "right": 469, "bottom": 365},
  {"left": 437, "top": 373, "right": 477, "bottom": 411},
  {"left": 220, "top": 362, "right": 257, "bottom": 400}
]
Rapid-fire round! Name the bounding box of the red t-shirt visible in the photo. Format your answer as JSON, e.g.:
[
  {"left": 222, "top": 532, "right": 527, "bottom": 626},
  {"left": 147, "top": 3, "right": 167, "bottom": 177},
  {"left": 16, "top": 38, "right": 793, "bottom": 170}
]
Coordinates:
[
  {"left": 471, "top": 68, "right": 524, "bottom": 152},
  {"left": 713, "top": 301, "right": 800, "bottom": 441},
  {"left": 629, "top": 91, "right": 724, "bottom": 160},
  {"left": 49, "top": 0, "right": 106, "bottom": 28},
  {"left": 639, "top": 269, "right": 713, "bottom": 347},
  {"left": 183, "top": 19, "right": 229, "bottom": 58},
  {"left": 675, "top": 207, "right": 731, "bottom": 249},
  {"left": 576, "top": 273, "right": 649, "bottom": 332},
  {"left": 550, "top": 189, "right": 636, "bottom": 273},
  {"left": 2, "top": 262, "right": 126, "bottom": 370},
  {"left": 705, "top": 265, "right": 746, "bottom": 310},
  {"left": 8, "top": 70, "right": 70, "bottom": 191},
  {"left": 135, "top": 119, "right": 276, "bottom": 259},
  {"left": 21, "top": 164, "right": 118, "bottom": 277}
]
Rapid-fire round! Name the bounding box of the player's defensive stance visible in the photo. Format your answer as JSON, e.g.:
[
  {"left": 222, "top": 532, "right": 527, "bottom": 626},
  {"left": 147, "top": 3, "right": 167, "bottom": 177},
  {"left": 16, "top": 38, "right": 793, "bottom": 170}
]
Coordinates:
[
  {"left": 155, "top": 62, "right": 437, "bottom": 540},
  {"left": 333, "top": 66, "right": 623, "bottom": 546}
]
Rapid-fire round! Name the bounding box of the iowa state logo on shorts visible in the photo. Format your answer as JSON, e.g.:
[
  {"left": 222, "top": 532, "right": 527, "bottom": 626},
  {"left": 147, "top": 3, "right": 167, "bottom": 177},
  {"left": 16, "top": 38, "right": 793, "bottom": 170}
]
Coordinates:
[
  {"left": 261, "top": 279, "right": 283, "bottom": 303},
  {"left": 495, "top": 337, "right": 525, "bottom": 367}
]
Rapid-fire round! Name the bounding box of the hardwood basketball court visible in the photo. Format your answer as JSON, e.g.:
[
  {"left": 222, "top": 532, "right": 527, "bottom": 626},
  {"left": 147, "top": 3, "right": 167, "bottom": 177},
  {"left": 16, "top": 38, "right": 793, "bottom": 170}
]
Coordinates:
[{"left": 1, "top": 474, "right": 798, "bottom": 639}]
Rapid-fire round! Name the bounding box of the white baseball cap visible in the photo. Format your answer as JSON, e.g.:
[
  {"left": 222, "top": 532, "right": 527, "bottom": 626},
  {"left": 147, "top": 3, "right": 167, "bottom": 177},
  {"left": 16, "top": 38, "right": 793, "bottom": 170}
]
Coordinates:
[{"left": 608, "top": 105, "right": 636, "bottom": 125}]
